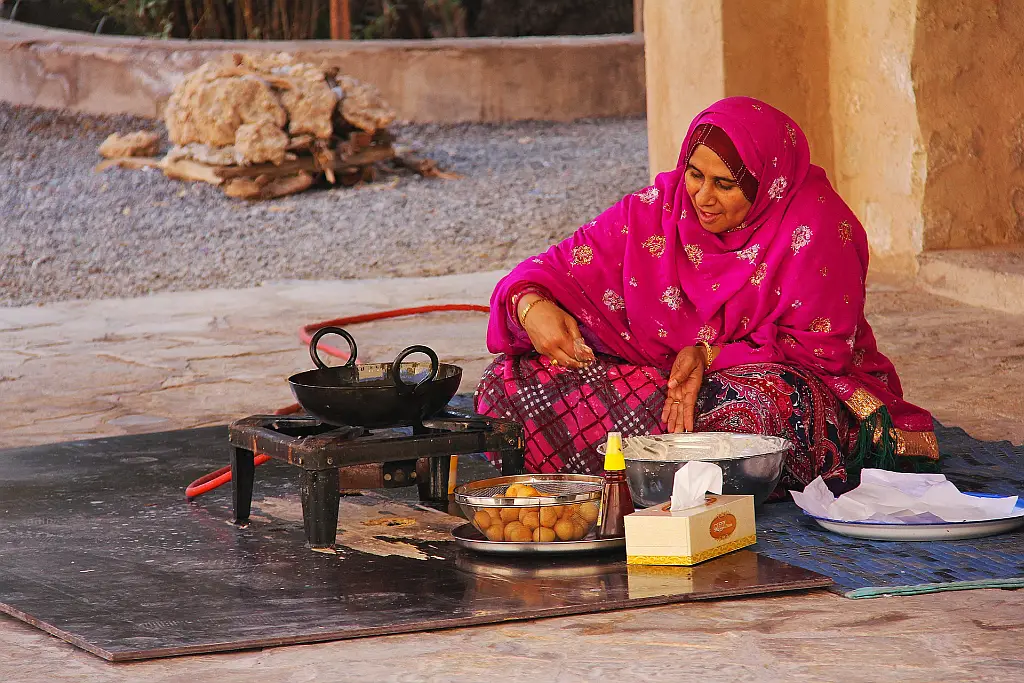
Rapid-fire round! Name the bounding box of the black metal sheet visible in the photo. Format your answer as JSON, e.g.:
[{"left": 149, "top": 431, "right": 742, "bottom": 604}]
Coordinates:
[{"left": 0, "top": 428, "right": 831, "bottom": 661}]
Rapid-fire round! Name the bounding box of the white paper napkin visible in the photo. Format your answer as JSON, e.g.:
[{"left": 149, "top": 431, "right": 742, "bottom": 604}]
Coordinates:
[
  {"left": 791, "top": 469, "right": 1021, "bottom": 523},
  {"left": 669, "top": 461, "right": 724, "bottom": 511}
]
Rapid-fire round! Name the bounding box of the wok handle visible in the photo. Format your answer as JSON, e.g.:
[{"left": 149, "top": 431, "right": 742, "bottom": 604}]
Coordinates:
[
  {"left": 309, "top": 327, "right": 358, "bottom": 370},
  {"left": 391, "top": 345, "right": 439, "bottom": 394}
]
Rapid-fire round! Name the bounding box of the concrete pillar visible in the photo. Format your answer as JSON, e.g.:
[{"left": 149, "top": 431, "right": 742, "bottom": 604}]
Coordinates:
[
  {"left": 827, "top": 0, "right": 923, "bottom": 276},
  {"left": 644, "top": 0, "right": 921, "bottom": 278}
]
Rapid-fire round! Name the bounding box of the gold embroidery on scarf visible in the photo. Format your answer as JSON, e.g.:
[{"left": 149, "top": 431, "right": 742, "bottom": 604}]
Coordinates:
[
  {"left": 740, "top": 316, "right": 750, "bottom": 328},
  {"left": 602, "top": 289, "right": 625, "bottom": 312},
  {"left": 785, "top": 122, "right": 797, "bottom": 145},
  {"left": 711, "top": 283, "right": 720, "bottom": 291},
  {"left": 635, "top": 186, "right": 660, "bottom": 204},
  {"left": 845, "top": 388, "right": 885, "bottom": 420},
  {"left": 839, "top": 220, "right": 853, "bottom": 246},
  {"left": 663, "top": 202, "right": 672, "bottom": 212},
  {"left": 658, "top": 328, "right": 668, "bottom": 338},
  {"left": 661, "top": 286, "right": 683, "bottom": 311},
  {"left": 749, "top": 263, "right": 768, "bottom": 286},
  {"left": 844, "top": 294, "right": 851, "bottom": 304},
  {"left": 791, "top": 225, "right": 812, "bottom": 254},
  {"left": 621, "top": 224, "right": 629, "bottom": 235},
  {"left": 896, "top": 430, "right": 940, "bottom": 459},
  {"left": 685, "top": 244, "right": 703, "bottom": 268},
  {"left": 571, "top": 245, "right": 594, "bottom": 266},
  {"left": 820, "top": 266, "right": 829, "bottom": 277},
  {"left": 643, "top": 235, "right": 667, "bottom": 258},
  {"left": 629, "top": 276, "right": 638, "bottom": 287},
  {"left": 697, "top": 324, "right": 716, "bottom": 343},
  {"left": 809, "top": 317, "right": 832, "bottom": 333}
]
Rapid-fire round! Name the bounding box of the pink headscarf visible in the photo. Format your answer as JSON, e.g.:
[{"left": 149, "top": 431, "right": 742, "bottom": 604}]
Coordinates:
[{"left": 487, "top": 97, "right": 936, "bottom": 460}]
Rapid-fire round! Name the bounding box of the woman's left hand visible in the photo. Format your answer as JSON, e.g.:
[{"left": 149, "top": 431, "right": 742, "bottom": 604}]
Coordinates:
[{"left": 661, "top": 346, "right": 707, "bottom": 433}]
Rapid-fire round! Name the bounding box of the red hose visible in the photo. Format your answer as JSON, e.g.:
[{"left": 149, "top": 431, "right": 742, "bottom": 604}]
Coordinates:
[{"left": 185, "top": 303, "right": 489, "bottom": 500}]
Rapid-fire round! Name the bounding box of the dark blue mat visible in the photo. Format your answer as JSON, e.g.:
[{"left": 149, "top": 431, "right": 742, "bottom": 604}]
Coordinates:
[{"left": 752, "top": 423, "right": 1024, "bottom": 598}]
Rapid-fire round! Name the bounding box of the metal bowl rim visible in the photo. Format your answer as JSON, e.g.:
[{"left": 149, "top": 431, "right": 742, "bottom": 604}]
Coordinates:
[
  {"left": 620, "top": 432, "right": 793, "bottom": 462},
  {"left": 454, "top": 473, "right": 603, "bottom": 507}
]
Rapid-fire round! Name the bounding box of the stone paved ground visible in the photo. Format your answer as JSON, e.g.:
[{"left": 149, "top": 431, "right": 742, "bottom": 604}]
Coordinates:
[{"left": 2, "top": 273, "right": 1024, "bottom": 681}]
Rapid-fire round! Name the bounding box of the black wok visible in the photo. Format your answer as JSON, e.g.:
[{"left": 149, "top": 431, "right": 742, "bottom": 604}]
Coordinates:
[{"left": 288, "top": 327, "right": 463, "bottom": 428}]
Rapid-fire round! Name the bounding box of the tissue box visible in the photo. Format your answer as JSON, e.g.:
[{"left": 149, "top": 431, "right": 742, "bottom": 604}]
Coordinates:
[{"left": 624, "top": 495, "right": 756, "bottom": 566}]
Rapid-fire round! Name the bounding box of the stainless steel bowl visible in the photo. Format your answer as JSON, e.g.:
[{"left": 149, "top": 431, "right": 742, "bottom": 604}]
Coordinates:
[{"left": 617, "top": 432, "right": 792, "bottom": 507}]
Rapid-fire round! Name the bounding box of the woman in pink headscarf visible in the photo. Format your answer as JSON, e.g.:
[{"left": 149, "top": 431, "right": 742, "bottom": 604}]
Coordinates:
[{"left": 476, "top": 97, "right": 937, "bottom": 497}]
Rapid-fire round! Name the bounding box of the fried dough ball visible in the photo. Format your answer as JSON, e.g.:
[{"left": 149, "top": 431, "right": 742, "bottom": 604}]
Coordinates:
[
  {"left": 484, "top": 524, "right": 504, "bottom": 542},
  {"left": 554, "top": 519, "right": 576, "bottom": 541},
  {"left": 517, "top": 485, "right": 541, "bottom": 497},
  {"left": 473, "top": 511, "right": 493, "bottom": 530},
  {"left": 533, "top": 527, "right": 556, "bottom": 543},
  {"left": 539, "top": 506, "right": 560, "bottom": 529},
  {"left": 579, "top": 501, "right": 600, "bottom": 523},
  {"left": 499, "top": 507, "right": 520, "bottom": 523},
  {"left": 504, "top": 484, "right": 523, "bottom": 497},
  {"left": 570, "top": 519, "right": 589, "bottom": 540},
  {"left": 520, "top": 509, "right": 541, "bottom": 531},
  {"left": 485, "top": 507, "right": 502, "bottom": 521},
  {"left": 504, "top": 521, "right": 532, "bottom": 542}
]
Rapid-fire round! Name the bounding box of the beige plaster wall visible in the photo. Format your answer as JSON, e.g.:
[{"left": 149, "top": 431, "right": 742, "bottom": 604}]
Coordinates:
[
  {"left": 722, "top": 0, "right": 835, "bottom": 182},
  {"left": 913, "top": 1, "right": 1024, "bottom": 250},
  {"left": 827, "top": 0, "right": 924, "bottom": 277},
  {"left": 0, "top": 20, "right": 645, "bottom": 123},
  {"left": 644, "top": 0, "right": 923, "bottom": 278},
  {"left": 644, "top": 0, "right": 834, "bottom": 181},
  {"left": 643, "top": 0, "right": 723, "bottom": 176}
]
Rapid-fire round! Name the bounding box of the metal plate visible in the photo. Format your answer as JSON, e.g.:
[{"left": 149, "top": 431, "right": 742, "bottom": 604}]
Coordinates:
[
  {"left": 451, "top": 523, "right": 625, "bottom": 555},
  {"left": 805, "top": 494, "right": 1024, "bottom": 542}
]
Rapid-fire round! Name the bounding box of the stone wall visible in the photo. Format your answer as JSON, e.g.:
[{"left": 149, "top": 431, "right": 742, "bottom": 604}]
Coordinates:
[{"left": 0, "top": 20, "right": 645, "bottom": 123}]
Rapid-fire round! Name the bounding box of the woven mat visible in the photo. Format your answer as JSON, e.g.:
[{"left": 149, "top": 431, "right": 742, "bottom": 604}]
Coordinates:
[{"left": 752, "top": 423, "right": 1024, "bottom": 598}]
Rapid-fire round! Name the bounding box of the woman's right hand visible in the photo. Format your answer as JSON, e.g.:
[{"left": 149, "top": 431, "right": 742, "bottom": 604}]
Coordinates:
[{"left": 517, "top": 294, "right": 596, "bottom": 370}]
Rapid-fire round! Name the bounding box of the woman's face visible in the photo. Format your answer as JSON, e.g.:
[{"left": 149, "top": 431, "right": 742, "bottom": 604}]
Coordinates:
[{"left": 684, "top": 144, "right": 753, "bottom": 233}]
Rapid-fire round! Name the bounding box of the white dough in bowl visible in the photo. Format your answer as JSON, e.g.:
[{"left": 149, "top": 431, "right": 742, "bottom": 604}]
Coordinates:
[{"left": 621, "top": 432, "right": 790, "bottom": 462}]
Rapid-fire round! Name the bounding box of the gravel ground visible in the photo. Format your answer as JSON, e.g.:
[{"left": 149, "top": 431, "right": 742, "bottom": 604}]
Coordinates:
[{"left": 0, "top": 104, "right": 648, "bottom": 306}]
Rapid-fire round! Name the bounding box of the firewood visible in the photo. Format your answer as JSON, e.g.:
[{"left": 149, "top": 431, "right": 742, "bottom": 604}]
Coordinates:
[
  {"left": 224, "top": 172, "right": 313, "bottom": 200},
  {"left": 161, "top": 159, "right": 225, "bottom": 185},
  {"left": 94, "top": 157, "right": 163, "bottom": 173}
]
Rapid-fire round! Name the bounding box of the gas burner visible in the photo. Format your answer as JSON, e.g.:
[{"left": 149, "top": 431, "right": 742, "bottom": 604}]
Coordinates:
[{"left": 228, "top": 409, "right": 525, "bottom": 551}]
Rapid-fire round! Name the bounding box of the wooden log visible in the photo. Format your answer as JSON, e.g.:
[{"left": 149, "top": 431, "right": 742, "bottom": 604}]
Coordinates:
[
  {"left": 224, "top": 172, "right": 314, "bottom": 200},
  {"left": 161, "top": 159, "right": 225, "bottom": 185},
  {"left": 214, "top": 145, "right": 395, "bottom": 180},
  {"left": 94, "top": 157, "right": 162, "bottom": 173}
]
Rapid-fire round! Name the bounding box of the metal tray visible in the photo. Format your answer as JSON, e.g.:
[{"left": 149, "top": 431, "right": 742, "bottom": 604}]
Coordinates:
[{"left": 451, "top": 523, "right": 625, "bottom": 556}]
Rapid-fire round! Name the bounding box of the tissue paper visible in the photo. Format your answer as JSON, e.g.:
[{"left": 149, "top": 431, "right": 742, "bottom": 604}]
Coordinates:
[
  {"left": 791, "top": 469, "right": 1021, "bottom": 523},
  {"left": 669, "top": 461, "right": 724, "bottom": 511}
]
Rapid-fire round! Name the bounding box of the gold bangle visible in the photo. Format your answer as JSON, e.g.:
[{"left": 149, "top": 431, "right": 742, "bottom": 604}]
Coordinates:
[
  {"left": 518, "top": 298, "right": 548, "bottom": 327},
  {"left": 694, "top": 340, "right": 715, "bottom": 372}
]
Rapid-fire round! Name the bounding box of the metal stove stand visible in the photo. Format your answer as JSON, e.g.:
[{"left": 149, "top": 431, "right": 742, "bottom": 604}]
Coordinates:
[{"left": 228, "top": 409, "right": 525, "bottom": 550}]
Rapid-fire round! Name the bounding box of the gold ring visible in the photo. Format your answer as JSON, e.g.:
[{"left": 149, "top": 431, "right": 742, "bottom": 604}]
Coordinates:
[{"left": 550, "top": 358, "right": 559, "bottom": 367}]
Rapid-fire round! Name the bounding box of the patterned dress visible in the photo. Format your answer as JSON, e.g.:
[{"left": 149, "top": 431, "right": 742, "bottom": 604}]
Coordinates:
[{"left": 475, "top": 354, "right": 854, "bottom": 500}]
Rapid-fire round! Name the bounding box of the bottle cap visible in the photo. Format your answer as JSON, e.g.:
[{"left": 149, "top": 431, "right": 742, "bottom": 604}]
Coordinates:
[{"left": 603, "top": 431, "right": 626, "bottom": 471}]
